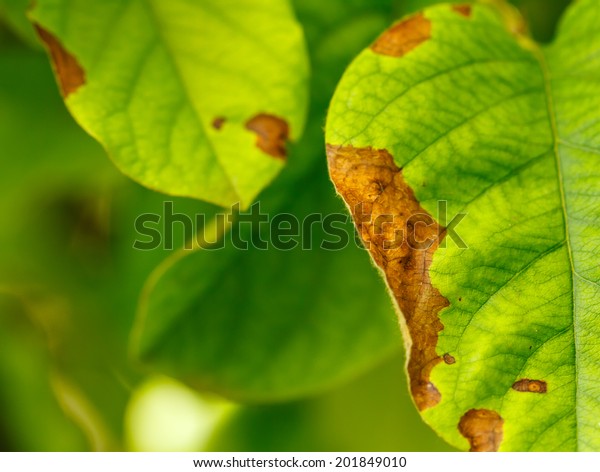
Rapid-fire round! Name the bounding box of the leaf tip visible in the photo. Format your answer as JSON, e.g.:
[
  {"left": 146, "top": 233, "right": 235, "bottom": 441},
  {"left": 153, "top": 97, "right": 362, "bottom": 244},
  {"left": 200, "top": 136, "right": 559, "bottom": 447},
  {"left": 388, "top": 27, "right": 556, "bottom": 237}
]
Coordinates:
[{"left": 33, "top": 24, "right": 86, "bottom": 98}]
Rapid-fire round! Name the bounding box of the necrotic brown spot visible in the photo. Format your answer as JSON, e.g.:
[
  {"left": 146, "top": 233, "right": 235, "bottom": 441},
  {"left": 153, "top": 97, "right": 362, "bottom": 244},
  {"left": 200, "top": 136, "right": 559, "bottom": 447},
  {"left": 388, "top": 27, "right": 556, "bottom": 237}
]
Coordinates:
[
  {"left": 371, "top": 13, "right": 431, "bottom": 58},
  {"left": 452, "top": 5, "right": 472, "bottom": 17},
  {"left": 34, "top": 25, "right": 85, "bottom": 98},
  {"left": 245, "top": 113, "right": 289, "bottom": 160},
  {"left": 443, "top": 353, "right": 456, "bottom": 365},
  {"left": 512, "top": 378, "right": 547, "bottom": 394},
  {"left": 458, "top": 409, "right": 504, "bottom": 452},
  {"left": 212, "top": 117, "right": 226, "bottom": 130},
  {"left": 327, "top": 145, "right": 448, "bottom": 410}
]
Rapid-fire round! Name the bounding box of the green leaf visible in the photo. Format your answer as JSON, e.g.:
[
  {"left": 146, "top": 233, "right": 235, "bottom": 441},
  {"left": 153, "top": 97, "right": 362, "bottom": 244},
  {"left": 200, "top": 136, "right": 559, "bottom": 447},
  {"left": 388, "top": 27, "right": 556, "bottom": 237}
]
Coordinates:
[
  {"left": 129, "top": 0, "right": 408, "bottom": 402},
  {"left": 326, "top": 0, "right": 600, "bottom": 451},
  {"left": 28, "top": 0, "right": 309, "bottom": 208}
]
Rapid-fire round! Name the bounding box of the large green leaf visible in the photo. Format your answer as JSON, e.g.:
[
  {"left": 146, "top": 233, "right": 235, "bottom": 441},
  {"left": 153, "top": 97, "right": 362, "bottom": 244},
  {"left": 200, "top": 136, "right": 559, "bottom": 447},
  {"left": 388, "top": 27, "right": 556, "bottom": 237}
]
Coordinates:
[
  {"left": 130, "top": 0, "right": 406, "bottom": 403},
  {"left": 326, "top": 0, "right": 600, "bottom": 451},
  {"left": 29, "top": 0, "right": 309, "bottom": 208}
]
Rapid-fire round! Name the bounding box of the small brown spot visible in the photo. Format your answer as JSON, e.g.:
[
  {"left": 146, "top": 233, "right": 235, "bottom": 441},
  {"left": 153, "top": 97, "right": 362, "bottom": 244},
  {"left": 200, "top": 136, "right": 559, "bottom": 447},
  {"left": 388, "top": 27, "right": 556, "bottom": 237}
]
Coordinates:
[
  {"left": 452, "top": 5, "right": 472, "bottom": 17},
  {"left": 34, "top": 24, "right": 85, "bottom": 98},
  {"left": 458, "top": 297, "right": 462, "bottom": 302},
  {"left": 212, "top": 117, "right": 226, "bottom": 130},
  {"left": 512, "top": 378, "right": 547, "bottom": 394},
  {"left": 245, "top": 113, "right": 289, "bottom": 160},
  {"left": 327, "top": 145, "right": 448, "bottom": 410},
  {"left": 443, "top": 353, "right": 456, "bottom": 364},
  {"left": 459, "top": 409, "right": 504, "bottom": 452},
  {"left": 371, "top": 13, "right": 431, "bottom": 58}
]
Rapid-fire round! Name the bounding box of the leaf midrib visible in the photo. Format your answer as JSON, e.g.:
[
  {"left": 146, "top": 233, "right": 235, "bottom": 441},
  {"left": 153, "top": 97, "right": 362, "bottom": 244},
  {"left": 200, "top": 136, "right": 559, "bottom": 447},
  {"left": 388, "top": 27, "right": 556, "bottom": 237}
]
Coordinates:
[
  {"left": 141, "top": 0, "right": 241, "bottom": 203},
  {"left": 534, "top": 44, "right": 580, "bottom": 449}
]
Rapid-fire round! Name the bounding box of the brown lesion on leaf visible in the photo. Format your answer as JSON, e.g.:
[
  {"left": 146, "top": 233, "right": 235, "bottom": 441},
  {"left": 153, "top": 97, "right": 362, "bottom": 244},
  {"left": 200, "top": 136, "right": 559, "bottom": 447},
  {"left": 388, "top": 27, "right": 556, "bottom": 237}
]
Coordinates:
[
  {"left": 326, "top": 145, "right": 448, "bottom": 411},
  {"left": 512, "top": 378, "right": 547, "bottom": 394},
  {"left": 212, "top": 117, "right": 226, "bottom": 130},
  {"left": 459, "top": 409, "right": 504, "bottom": 452},
  {"left": 371, "top": 13, "right": 431, "bottom": 58},
  {"left": 34, "top": 24, "right": 86, "bottom": 98},
  {"left": 443, "top": 353, "right": 456, "bottom": 365},
  {"left": 452, "top": 5, "right": 472, "bottom": 17},
  {"left": 245, "top": 113, "right": 289, "bottom": 160}
]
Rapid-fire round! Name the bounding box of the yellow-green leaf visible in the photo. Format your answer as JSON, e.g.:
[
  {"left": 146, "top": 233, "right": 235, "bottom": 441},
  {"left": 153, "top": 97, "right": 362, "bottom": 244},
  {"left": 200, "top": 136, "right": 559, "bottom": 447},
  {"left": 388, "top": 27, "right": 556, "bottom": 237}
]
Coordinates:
[
  {"left": 326, "top": 0, "right": 600, "bottom": 451},
  {"left": 29, "top": 0, "right": 310, "bottom": 208}
]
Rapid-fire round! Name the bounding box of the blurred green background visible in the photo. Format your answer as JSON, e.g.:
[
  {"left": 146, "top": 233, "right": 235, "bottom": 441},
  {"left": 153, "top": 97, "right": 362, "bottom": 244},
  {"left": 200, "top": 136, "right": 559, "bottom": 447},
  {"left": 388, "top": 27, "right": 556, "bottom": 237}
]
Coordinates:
[{"left": 0, "top": 0, "right": 569, "bottom": 452}]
